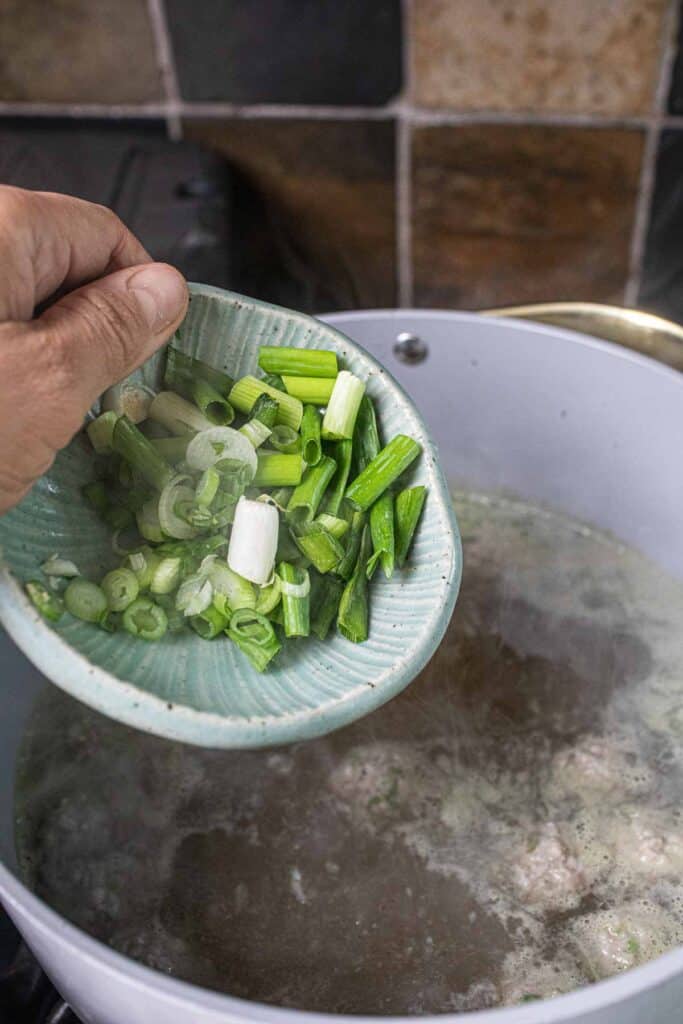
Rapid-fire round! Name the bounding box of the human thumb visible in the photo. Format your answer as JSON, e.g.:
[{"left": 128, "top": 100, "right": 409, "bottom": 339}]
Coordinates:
[{"left": 38, "top": 262, "right": 188, "bottom": 409}]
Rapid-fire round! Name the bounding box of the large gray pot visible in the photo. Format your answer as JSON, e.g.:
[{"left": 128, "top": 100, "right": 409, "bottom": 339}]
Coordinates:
[{"left": 2, "top": 311, "right": 683, "bottom": 1024}]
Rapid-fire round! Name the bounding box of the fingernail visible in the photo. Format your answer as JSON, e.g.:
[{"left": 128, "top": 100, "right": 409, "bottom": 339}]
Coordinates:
[{"left": 127, "top": 264, "right": 188, "bottom": 330}]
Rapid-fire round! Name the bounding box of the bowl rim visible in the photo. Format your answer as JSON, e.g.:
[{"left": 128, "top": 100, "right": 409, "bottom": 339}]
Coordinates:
[{"left": 0, "top": 285, "right": 461, "bottom": 748}]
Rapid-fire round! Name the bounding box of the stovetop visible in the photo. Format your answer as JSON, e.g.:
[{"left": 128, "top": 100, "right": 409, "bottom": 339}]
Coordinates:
[{"left": 0, "top": 911, "right": 78, "bottom": 1024}]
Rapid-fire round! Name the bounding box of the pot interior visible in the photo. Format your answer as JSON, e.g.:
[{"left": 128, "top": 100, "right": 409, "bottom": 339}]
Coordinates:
[{"left": 3, "top": 313, "right": 683, "bottom": 1015}]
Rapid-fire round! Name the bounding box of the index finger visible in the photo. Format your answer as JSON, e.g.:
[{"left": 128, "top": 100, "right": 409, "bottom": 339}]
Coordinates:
[{"left": 0, "top": 186, "right": 152, "bottom": 321}]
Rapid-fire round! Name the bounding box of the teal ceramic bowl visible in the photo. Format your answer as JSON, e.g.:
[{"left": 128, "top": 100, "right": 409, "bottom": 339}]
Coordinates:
[{"left": 0, "top": 285, "right": 461, "bottom": 748}]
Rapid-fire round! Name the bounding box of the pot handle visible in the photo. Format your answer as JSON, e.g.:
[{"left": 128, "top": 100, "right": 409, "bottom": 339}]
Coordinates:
[{"left": 482, "top": 302, "right": 683, "bottom": 373}]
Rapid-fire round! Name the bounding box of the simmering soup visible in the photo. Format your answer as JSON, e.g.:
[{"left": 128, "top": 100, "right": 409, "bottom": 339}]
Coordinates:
[{"left": 14, "top": 490, "right": 683, "bottom": 1012}]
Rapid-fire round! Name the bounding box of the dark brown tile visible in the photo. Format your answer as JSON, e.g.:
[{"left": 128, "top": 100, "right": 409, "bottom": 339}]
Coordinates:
[
  {"left": 412, "top": 124, "right": 643, "bottom": 309},
  {"left": 167, "top": 0, "right": 401, "bottom": 105},
  {"left": 183, "top": 118, "right": 397, "bottom": 312},
  {"left": 413, "top": 0, "right": 667, "bottom": 115},
  {"left": 0, "top": 0, "right": 162, "bottom": 103},
  {"left": 640, "top": 130, "right": 683, "bottom": 323}
]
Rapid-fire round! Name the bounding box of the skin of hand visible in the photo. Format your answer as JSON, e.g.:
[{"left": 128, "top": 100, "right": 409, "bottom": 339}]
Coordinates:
[{"left": 0, "top": 186, "right": 189, "bottom": 514}]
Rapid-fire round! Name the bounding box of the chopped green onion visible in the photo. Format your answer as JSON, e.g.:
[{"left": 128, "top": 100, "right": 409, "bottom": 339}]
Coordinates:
[
  {"left": 291, "top": 521, "right": 344, "bottom": 574},
  {"left": 229, "top": 375, "right": 303, "bottom": 431},
  {"left": 40, "top": 554, "right": 80, "bottom": 578},
  {"left": 164, "top": 346, "right": 234, "bottom": 398},
  {"left": 300, "top": 405, "right": 322, "bottom": 466},
  {"left": 125, "top": 547, "right": 161, "bottom": 590},
  {"left": 255, "top": 575, "right": 282, "bottom": 615},
  {"left": 320, "top": 439, "right": 353, "bottom": 516},
  {"left": 206, "top": 557, "right": 256, "bottom": 611},
  {"left": 228, "top": 496, "right": 279, "bottom": 585},
  {"left": 176, "top": 573, "right": 213, "bottom": 617},
  {"left": 310, "top": 574, "right": 344, "bottom": 640},
  {"left": 277, "top": 563, "right": 310, "bottom": 638},
  {"left": 337, "top": 524, "right": 372, "bottom": 643},
  {"left": 122, "top": 597, "right": 168, "bottom": 640},
  {"left": 276, "top": 523, "right": 302, "bottom": 564},
  {"left": 86, "top": 411, "right": 118, "bottom": 454},
  {"left": 102, "top": 382, "right": 155, "bottom": 423},
  {"left": 395, "top": 485, "right": 427, "bottom": 568},
  {"left": 158, "top": 476, "right": 198, "bottom": 540},
  {"left": 195, "top": 467, "right": 220, "bottom": 507},
  {"left": 98, "top": 608, "right": 120, "bottom": 633},
  {"left": 112, "top": 415, "right": 173, "bottom": 492},
  {"left": 190, "top": 605, "right": 230, "bottom": 639},
  {"left": 270, "top": 487, "right": 293, "bottom": 509},
  {"left": 335, "top": 509, "right": 367, "bottom": 581},
  {"left": 185, "top": 426, "right": 257, "bottom": 478},
  {"left": 286, "top": 455, "right": 337, "bottom": 525},
  {"left": 282, "top": 375, "right": 335, "bottom": 406},
  {"left": 250, "top": 393, "right": 279, "bottom": 427},
  {"left": 367, "top": 491, "right": 395, "bottom": 579},
  {"left": 25, "top": 580, "right": 64, "bottom": 622},
  {"left": 150, "top": 436, "right": 191, "bottom": 463},
  {"left": 239, "top": 419, "right": 272, "bottom": 449},
  {"left": 353, "top": 395, "right": 381, "bottom": 473},
  {"left": 82, "top": 480, "right": 108, "bottom": 517},
  {"left": 227, "top": 608, "right": 281, "bottom": 671},
  {"left": 321, "top": 372, "right": 365, "bottom": 441},
  {"left": 64, "top": 578, "right": 108, "bottom": 623},
  {"left": 149, "top": 391, "right": 212, "bottom": 435},
  {"left": 136, "top": 499, "right": 165, "bottom": 543},
  {"left": 101, "top": 567, "right": 140, "bottom": 611},
  {"left": 190, "top": 377, "right": 235, "bottom": 426},
  {"left": 254, "top": 452, "right": 304, "bottom": 487},
  {"left": 258, "top": 346, "right": 338, "bottom": 378},
  {"left": 269, "top": 425, "right": 301, "bottom": 454},
  {"left": 262, "top": 372, "right": 286, "bottom": 391},
  {"left": 345, "top": 435, "right": 421, "bottom": 512},
  {"left": 150, "top": 557, "right": 182, "bottom": 595},
  {"left": 315, "top": 513, "right": 349, "bottom": 539}
]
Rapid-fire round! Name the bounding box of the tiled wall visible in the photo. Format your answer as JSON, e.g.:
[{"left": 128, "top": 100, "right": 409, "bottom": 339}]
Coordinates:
[{"left": 2, "top": 0, "right": 683, "bottom": 320}]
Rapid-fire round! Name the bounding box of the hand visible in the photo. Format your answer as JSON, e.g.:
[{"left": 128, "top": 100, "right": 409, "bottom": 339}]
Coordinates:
[{"left": 0, "top": 186, "right": 188, "bottom": 513}]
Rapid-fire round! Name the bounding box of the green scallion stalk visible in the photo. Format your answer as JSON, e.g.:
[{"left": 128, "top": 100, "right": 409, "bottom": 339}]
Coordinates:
[
  {"left": 239, "top": 419, "right": 272, "bottom": 449},
  {"left": 136, "top": 499, "right": 165, "bottom": 543},
  {"left": 112, "top": 416, "right": 173, "bottom": 492},
  {"left": 270, "top": 487, "right": 293, "bottom": 509},
  {"left": 64, "top": 578, "right": 108, "bottom": 623},
  {"left": 229, "top": 376, "right": 303, "bottom": 431},
  {"left": 190, "top": 378, "right": 234, "bottom": 426},
  {"left": 122, "top": 597, "right": 168, "bottom": 640},
  {"left": 195, "top": 467, "right": 220, "bottom": 507},
  {"left": 321, "top": 372, "right": 365, "bottom": 441},
  {"left": 276, "top": 524, "right": 302, "bottom": 564},
  {"left": 314, "top": 512, "right": 349, "bottom": 540},
  {"left": 277, "top": 562, "right": 311, "bottom": 638},
  {"left": 345, "top": 435, "right": 421, "bottom": 512},
  {"left": 101, "top": 567, "right": 140, "bottom": 611},
  {"left": 337, "top": 524, "right": 372, "bottom": 643},
  {"left": 251, "top": 393, "right": 280, "bottom": 428},
  {"left": 25, "top": 580, "right": 64, "bottom": 622},
  {"left": 86, "top": 411, "right": 118, "bottom": 454},
  {"left": 395, "top": 485, "right": 427, "bottom": 568},
  {"left": 310, "top": 575, "right": 344, "bottom": 640},
  {"left": 150, "top": 436, "right": 191, "bottom": 463},
  {"left": 282, "top": 376, "right": 335, "bottom": 406},
  {"left": 190, "top": 605, "right": 230, "bottom": 639},
  {"left": 149, "top": 391, "right": 213, "bottom": 436},
  {"left": 254, "top": 452, "right": 304, "bottom": 488},
  {"left": 227, "top": 608, "right": 281, "bottom": 671},
  {"left": 164, "top": 346, "right": 234, "bottom": 398},
  {"left": 150, "top": 557, "right": 182, "bottom": 595},
  {"left": 352, "top": 394, "right": 381, "bottom": 473},
  {"left": 208, "top": 560, "right": 256, "bottom": 612},
  {"left": 367, "top": 491, "right": 395, "bottom": 579},
  {"left": 258, "top": 346, "right": 338, "bottom": 379},
  {"left": 335, "top": 509, "right": 367, "bottom": 581},
  {"left": 269, "top": 425, "right": 301, "bottom": 454},
  {"left": 255, "top": 575, "right": 282, "bottom": 615},
  {"left": 291, "top": 522, "right": 344, "bottom": 574},
  {"left": 320, "top": 439, "right": 352, "bottom": 516},
  {"left": 300, "top": 405, "right": 322, "bottom": 466},
  {"left": 125, "top": 547, "right": 161, "bottom": 590},
  {"left": 286, "top": 455, "right": 337, "bottom": 525}
]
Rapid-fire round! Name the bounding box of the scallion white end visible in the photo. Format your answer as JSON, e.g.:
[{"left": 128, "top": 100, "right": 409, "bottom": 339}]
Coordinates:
[
  {"left": 321, "top": 371, "right": 366, "bottom": 441},
  {"left": 228, "top": 497, "right": 279, "bottom": 585}
]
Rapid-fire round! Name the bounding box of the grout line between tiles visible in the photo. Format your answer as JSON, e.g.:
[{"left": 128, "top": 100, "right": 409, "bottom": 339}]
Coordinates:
[
  {"left": 624, "top": 0, "right": 680, "bottom": 306},
  {"left": 396, "top": 0, "right": 414, "bottom": 307},
  {"left": 145, "top": 0, "right": 183, "bottom": 139}
]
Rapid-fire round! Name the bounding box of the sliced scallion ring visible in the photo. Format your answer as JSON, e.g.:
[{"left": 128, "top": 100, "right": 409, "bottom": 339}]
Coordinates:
[
  {"left": 158, "top": 475, "right": 199, "bottom": 540},
  {"left": 279, "top": 569, "right": 310, "bottom": 599},
  {"left": 185, "top": 426, "right": 257, "bottom": 478}
]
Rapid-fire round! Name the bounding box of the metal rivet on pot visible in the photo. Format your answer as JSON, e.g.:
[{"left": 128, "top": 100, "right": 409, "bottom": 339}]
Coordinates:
[{"left": 394, "top": 333, "right": 428, "bottom": 364}]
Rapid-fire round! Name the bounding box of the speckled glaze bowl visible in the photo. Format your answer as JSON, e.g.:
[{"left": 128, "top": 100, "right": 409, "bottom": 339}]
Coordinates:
[{"left": 0, "top": 285, "right": 461, "bottom": 748}]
